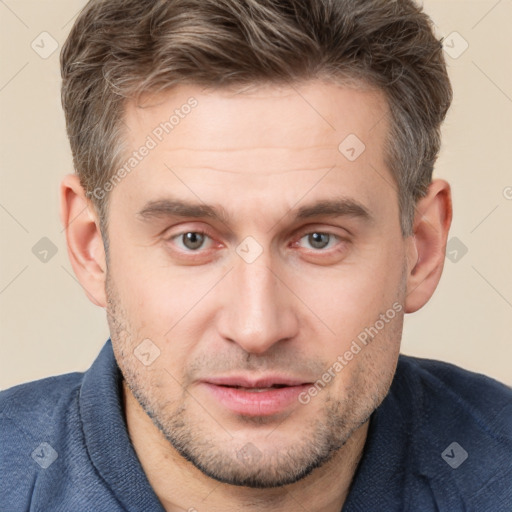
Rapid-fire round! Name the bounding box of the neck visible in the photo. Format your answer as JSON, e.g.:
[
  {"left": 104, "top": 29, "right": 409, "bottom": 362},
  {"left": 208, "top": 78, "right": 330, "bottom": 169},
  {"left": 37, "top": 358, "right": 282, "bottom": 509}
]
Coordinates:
[{"left": 123, "top": 381, "right": 368, "bottom": 512}]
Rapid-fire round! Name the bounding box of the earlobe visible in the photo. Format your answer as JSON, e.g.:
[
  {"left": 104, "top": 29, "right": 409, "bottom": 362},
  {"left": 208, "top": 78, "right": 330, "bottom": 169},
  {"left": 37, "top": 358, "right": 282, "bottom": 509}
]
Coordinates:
[
  {"left": 60, "top": 174, "right": 107, "bottom": 308},
  {"left": 404, "top": 179, "right": 452, "bottom": 313}
]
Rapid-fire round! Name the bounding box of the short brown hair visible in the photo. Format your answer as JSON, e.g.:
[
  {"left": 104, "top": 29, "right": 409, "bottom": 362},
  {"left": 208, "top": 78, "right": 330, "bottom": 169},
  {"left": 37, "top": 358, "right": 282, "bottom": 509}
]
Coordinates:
[{"left": 61, "top": 0, "right": 452, "bottom": 236}]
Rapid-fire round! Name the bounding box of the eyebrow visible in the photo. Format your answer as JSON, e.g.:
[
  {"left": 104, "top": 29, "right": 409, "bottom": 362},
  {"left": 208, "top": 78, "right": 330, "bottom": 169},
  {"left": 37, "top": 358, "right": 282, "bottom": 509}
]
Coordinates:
[
  {"left": 137, "top": 199, "right": 230, "bottom": 224},
  {"left": 137, "top": 197, "right": 373, "bottom": 225},
  {"left": 295, "top": 199, "right": 372, "bottom": 222}
]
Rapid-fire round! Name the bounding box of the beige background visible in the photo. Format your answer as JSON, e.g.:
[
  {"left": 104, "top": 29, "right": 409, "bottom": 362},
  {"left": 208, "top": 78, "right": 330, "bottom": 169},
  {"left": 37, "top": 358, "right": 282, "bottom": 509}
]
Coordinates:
[{"left": 1, "top": 0, "right": 511, "bottom": 389}]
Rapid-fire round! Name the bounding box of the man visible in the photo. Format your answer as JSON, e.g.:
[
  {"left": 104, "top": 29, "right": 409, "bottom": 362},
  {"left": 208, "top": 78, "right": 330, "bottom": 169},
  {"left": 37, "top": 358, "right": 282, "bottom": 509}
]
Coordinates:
[{"left": 1, "top": 0, "right": 511, "bottom": 510}]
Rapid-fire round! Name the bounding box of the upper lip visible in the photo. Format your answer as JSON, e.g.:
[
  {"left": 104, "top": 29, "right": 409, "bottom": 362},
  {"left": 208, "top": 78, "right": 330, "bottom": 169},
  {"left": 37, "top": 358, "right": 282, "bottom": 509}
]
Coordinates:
[{"left": 202, "top": 375, "right": 310, "bottom": 388}]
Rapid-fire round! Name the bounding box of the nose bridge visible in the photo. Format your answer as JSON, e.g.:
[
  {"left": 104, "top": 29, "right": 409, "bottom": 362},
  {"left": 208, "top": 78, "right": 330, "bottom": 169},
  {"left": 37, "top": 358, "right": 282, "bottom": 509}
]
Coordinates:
[{"left": 218, "top": 253, "right": 297, "bottom": 354}]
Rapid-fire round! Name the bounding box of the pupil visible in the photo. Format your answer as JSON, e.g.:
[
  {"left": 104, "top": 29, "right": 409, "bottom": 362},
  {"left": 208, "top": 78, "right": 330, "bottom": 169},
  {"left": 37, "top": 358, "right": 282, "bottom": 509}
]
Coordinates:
[
  {"left": 183, "top": 232, "right": 204, "bottom": 250},
  {"left": 309, "top": 232, "right": 329, "bottom": 249}
]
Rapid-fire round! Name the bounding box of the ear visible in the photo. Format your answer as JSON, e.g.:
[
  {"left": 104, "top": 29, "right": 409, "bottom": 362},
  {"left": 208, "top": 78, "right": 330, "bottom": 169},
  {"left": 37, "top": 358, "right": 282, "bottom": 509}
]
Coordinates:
[
  {"left": 404, "top": 179, "right": 452, "bottom": 313},
  {"left": 60, "top": 174, "right": 107, "bottom": 307}
]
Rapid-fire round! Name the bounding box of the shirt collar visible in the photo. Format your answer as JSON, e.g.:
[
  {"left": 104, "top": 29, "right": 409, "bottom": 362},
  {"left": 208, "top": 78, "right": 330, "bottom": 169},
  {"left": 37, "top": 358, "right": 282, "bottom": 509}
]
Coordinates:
[
  {"left": 80, "top": 340, "right": 414, "bottom": 511},
  {"left": 79, "top": 339, "right": 165, "bottom": 512}
]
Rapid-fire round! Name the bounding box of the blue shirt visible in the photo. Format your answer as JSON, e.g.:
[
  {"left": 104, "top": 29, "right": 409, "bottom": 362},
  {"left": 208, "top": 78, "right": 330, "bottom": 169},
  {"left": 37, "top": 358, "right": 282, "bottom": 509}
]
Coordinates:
[{"left": 1, "top": 340, "right": 511, "bottom": 511}]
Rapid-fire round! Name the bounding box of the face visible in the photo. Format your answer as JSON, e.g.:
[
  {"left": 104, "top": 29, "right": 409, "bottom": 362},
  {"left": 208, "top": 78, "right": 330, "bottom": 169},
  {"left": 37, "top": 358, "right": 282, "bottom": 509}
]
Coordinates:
[{"left": 105, "top": 81, "right": 408, "bottom": 488}]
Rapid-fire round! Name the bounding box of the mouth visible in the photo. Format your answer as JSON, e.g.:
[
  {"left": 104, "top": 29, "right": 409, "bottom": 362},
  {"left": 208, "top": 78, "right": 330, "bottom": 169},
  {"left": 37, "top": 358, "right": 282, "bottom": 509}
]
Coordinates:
[
  {"left": 217, "top": 384, "right": 289, "bottom": 392},
  {"left": 199, "top": 375, "right": 312, "bottom": 416}
]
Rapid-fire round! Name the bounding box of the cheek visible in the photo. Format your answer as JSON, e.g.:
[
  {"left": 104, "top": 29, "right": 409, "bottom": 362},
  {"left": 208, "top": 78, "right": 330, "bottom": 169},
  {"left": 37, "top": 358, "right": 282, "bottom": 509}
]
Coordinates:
[
  {"left": 297, "top": 246, "right": 405, "bottom": 382},
  {"left": 108, "top": 258, "right": 220, "bottom": 377},
  {"left": 323, "top": 303, "right": 404, "bottom": 412},
  {"left": 109, "top": 253, "right": 193, "bottom": 331},
  {"left": 301, "top": 258, "right": 404, "bottom": 336}
]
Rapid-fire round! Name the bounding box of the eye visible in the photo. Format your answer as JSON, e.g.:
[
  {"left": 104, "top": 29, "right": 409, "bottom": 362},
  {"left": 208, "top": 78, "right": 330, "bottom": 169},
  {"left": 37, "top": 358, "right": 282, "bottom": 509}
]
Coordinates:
[
  {"left": 171, "top": 231, "right": 213, "bottom": 251},
  {"left": 298, "top": 232, "right": 340, "bottom": 250}
]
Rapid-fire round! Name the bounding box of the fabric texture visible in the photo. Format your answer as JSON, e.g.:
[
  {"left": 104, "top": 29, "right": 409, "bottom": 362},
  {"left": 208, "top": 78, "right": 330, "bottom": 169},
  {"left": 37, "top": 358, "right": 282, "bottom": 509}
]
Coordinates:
[{"left": 1, "top": 339, "right": 511, "bottom": 511}]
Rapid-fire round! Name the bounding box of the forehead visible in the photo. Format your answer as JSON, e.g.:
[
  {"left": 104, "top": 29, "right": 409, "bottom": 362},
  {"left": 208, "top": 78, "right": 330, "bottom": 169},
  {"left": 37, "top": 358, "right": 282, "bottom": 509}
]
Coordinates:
[
  {"left": 114, "top": 81, "right": 395, "bottom": 229},
  {"left": 124, "top": 81, "right": 388, "bottom": 161}
]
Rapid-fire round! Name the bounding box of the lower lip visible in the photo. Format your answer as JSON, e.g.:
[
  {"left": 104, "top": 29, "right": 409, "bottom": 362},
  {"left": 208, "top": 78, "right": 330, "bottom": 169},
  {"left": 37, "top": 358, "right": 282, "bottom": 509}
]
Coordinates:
[{"left": 201, "top": 383, "right": 310, "bottom": 416}]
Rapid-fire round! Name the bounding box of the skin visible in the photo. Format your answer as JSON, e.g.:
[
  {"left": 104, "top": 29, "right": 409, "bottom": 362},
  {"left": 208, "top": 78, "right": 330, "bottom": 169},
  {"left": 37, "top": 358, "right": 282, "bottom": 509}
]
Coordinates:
[{"left": 60, "top": 80, "right": 452, "bottom": 511}]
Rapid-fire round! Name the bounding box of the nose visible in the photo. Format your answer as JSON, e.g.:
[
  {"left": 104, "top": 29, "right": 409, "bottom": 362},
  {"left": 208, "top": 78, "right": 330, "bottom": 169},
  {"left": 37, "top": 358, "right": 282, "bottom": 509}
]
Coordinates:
[{"left": 216, "top": 254, "right": 299, "bottom": 355}]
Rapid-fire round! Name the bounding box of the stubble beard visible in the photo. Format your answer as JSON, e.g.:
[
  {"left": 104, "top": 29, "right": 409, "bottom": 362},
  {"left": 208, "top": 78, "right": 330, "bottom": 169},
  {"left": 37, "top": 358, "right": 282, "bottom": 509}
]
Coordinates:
[{"left": 105, "top": 271, "right": 403, "bottom": 489}]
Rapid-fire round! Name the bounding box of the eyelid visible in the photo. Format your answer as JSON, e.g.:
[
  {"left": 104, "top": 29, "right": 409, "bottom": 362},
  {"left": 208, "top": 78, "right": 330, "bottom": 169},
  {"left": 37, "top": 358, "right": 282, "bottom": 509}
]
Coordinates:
[
  {"left": 163, "top": 222, "right": 214, "bottom": 241},
  {"left": 288, "top": 224, "right": 352, "bottom": 256},
  {"left": 170, "top": 231, "right": 211, "bottom": 248},
  {"left": 162, "top": 223, "right": 350, "bottom": 257},
  {"left": 163, "top": 224, "right": 220, "bottom": 253},
  {"left": 293, "top": 224, "right": 351, "bottom": 242},
  {"left": 167, "top": 228, "right": 210, "bottom": 241},
  {"left": 294, "top": 232, "right": 341, "bottom": 251}
]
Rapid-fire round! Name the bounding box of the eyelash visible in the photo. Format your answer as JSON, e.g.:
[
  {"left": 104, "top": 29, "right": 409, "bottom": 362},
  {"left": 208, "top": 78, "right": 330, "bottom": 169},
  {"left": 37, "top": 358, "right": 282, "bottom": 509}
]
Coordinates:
[
  {"left": 294, "top": 232, "right": 342, "bottom": 252},
  {"left": 169, "top": 229, "right": 217, "bottom": 252},
  {"left": 166, "top": 227, "right": 347, "bottom": 257}
]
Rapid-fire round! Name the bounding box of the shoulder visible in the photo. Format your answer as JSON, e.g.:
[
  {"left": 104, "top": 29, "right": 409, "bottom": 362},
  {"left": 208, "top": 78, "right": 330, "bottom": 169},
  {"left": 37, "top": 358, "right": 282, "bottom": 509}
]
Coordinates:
[
  {"left": 394, "top": 355, "right": 512, "bottom": 509},
  {"left": 1, "top": 371, "right": 84, "bottom": 435},
  {"left": 397, "top": 355, "right": 512, "bottom": 433},
  {"left": 0, "top": 372, "right": 84, "bottom": 509}
]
